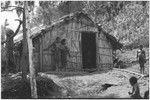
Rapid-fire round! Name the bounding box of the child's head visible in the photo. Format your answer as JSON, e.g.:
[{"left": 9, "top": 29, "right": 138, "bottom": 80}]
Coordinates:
[
  {"left": 61, "top": 39, "right": 66, "bottom": 45},
  {"left": 139, "top": 45, "right": 143, "bottom": 50},
  {"left": 55, "top": 37, "right": 61, "bottom": 43},
  {"left": 129, "top": 76, "right": 137, "bottom": 86}
]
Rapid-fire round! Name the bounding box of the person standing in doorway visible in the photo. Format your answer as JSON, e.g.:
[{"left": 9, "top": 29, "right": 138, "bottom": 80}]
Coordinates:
[
  {"left": 60, "top": 39, "right": 71, "bottom": 71},
  {"left": 137, "top": 45, "right": 146, "bottom": 74},
  {"left": 44, "top": 37, "right": 61, "bottom": 71}
]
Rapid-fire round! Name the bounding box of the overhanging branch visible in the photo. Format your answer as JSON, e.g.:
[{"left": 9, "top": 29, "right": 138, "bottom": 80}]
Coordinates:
[
  {"left": 1, "top": 20, "right": 23, "bottom": 45},
  {"left": 1, "top": 6, "right": 24, "bottom": 12},
  {"left": 1, "top": 6, "right": 23, "bottom": 9},
  {"left": 1, "top": 8, "right": 16, "bottom": 12}
]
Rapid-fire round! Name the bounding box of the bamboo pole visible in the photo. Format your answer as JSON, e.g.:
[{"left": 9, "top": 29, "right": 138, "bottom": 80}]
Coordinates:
[
  {"left": 114, "top": 68, "right": 145, "bottom": 77},
  {"left": 3, "top": 19, "right": 9, "bottom": 74},
  {"left": 40, "top": 37, "right": 43, "bottom": 71}
]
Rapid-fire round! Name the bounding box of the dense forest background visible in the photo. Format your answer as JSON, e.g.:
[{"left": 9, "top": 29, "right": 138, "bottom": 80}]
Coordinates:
[
  {"left": 1, "top": 1, "right": 149, "bottom": 48},
  {"left": 30, "top": 1, "right": 149, "bottom": 48},
  {"left": 1, "top": 1, "right": 149, "bottom": 99}
]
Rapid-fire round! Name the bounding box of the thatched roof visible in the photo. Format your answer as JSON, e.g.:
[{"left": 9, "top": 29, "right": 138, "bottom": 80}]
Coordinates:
[
  {"left": 31, "top": 11, "right": 96, "bottom": 38},
  {"left": 14, "top": 25, "right": 46, "bottom": 43},
  {"left": 14, "top": 12, "right": 122, "bottom": 50},
  {"left": 14, "top": 12, "right": 95, "bottom": 43},
  {"left": 104, "top": 32, "right": 123, "bottom": 50},
  {"left": 97, "top": 25, "right": 123, "bottom": 50}
]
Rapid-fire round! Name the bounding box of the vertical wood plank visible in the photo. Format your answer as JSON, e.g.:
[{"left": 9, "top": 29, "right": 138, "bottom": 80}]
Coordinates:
[{"left": 40, "top": 36, "right": 43, "bottom": 71}]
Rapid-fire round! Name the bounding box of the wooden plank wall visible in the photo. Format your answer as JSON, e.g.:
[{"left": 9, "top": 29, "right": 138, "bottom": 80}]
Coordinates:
[
  {"left": 97, "top": 31, "right": 113, "bottom": 71},
  {"left": 37, "top": 20, "right": 99, "bottom": 72},
  {"left": 33, "top": 17, "right": 114, "bottom": 72}
]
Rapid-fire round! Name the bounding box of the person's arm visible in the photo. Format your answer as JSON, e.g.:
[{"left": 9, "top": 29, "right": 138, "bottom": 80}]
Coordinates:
[
  {"left": 130, "top": 84, "right": 138, "bottom": 97},
  {"left": 128, "top": 87, "right": 134, "bottom": 95},
  {"left": 66, "top": 47, "right": 71, "bottom": 57},
  {"left": 131, "top": 86, "right": 136, "bottom": 96},
  {"left": 143, "top": 50, "right": 146, "bottom": 62},
  {"left": 143, "top": 51, "right": 146, "bottom": 59},
  {"left": 137, "top": 51, "right": 139, "bottom": 61}
]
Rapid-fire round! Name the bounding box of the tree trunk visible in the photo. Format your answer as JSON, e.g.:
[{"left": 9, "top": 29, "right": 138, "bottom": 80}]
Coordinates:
[
  {"left": 21, "top": 2, "right": 29, "bottom": 81},
  {"left": 25, "top": 1, "right": 38, "bottom": 98},
  {"left": 6, "top": 34, "right": 15, "bottom": 73},
  {"left": 2, "top": 23, "right": 9, "bottom": 74}
]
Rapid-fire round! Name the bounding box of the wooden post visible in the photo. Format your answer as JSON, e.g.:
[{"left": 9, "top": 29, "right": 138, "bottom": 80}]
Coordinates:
[
  {"left": 3, "top": 19, "right": 9, "bottom": 74},
  {"left": 40, "top": 37, "right": 43, "bottom": 71},
  {"left": 24, "top": 1, "right": 38, "bottom": 98}
]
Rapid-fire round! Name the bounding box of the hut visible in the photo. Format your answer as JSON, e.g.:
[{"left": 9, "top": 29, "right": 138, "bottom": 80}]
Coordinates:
[{"left": 14, "top": 12, "right": 122, "bottom": 72}]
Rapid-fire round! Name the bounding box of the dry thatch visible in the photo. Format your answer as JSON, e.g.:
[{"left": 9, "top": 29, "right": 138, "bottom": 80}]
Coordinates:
[
  {"left": 14, "top": 12, "right": 122, "bottom": 51},
  {"left": 98, "top": 25, "right": 123, "bottom": 50}
]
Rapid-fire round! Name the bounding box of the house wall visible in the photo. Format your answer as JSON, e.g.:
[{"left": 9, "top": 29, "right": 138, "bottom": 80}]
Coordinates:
[
  {"left": 96, "top": 31, "right": 113, "bottom": 71},
  {"left": 32, "top": 19, "right": 113, "bottom": 72},
  {"left": 39, "top": 20, "right": 99, "bottom": 72}
]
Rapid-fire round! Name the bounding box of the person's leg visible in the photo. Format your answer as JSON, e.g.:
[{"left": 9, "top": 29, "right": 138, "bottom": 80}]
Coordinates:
[
  {"left": 141, "top": 67, "right": 143, "bottom": 74},
  {"left": 143, "top": 66, "right": 145, "bottom": 74},
  {"left": 142, "top": 63, "right": 145, "bottom": 74},
  {"left": 140, "top": 61, "right": 144, "bottom": 74},
  {"left": 139, "top": 63, "right": 142, "bottom": 74}
]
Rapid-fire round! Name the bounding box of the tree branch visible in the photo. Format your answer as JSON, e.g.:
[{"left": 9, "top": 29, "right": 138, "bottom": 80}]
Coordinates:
[
  {"left": 1, "top": 20, "right": 23, "bottom": 45},
  {"left": 1, "top": 6, "right": 23, "bottom": 9},
  {"left": 1, "top": 6, "right": 24, "bottom": 12},
  {"left": 1, "top": 8, "right": 16, "bottom": 12}
]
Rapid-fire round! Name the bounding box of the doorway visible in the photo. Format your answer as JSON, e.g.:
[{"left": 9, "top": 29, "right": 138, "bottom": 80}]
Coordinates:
[{"left": 81, "top": 31, "right": 96, "bottom": 69}]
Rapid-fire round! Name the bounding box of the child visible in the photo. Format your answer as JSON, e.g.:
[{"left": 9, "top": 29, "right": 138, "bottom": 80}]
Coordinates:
[
  {"left": 60, "top": 39, "right": 71, "bottom": 71},
  {"left": 128, "top": 76, "right": 142, "bottom": 99},
  {"left": 144, "top": 90, "right": 149, "bottom": 99},
  {"left": 137, "top": 45, "right": 146, "bottom": 74}
]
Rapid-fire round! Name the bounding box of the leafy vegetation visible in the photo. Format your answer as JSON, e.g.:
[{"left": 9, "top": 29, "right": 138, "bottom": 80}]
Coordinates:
[
  {"left": 32, "top": 1, "right": 149, "bottom": 47},
  {"left": 1, "top": 1, "right": 149, "bottom": 99},
  {"left": 1, "top": 1, "right": 148, "bottom": 46},
  {"left": 2, "top": 75, "right": 62, "bottom": 99}
]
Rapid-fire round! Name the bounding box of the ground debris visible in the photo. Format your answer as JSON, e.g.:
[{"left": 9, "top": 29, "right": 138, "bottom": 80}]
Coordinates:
[{"left": 1, "top": 74, "right": 62, "bottom": 99}]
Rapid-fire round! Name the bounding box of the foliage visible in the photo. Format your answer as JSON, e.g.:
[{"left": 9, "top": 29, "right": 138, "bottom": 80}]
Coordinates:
[
  {"left": 32, "top": 1, "right": 59, "bottom": 26},
  {"left": 112, "top": 2, "right": 149, "bottom": 46},
  {"left": 58, "top": 1, "right": 85, "bottom": 16},
  {"left": 2, "top": 75, "right": 62, "bottom": 99}
]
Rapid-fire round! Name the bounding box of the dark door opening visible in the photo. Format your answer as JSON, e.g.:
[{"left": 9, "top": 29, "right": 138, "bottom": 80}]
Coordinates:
[{"left": 81, "top": 31, "right": 96, "bottom": 69}]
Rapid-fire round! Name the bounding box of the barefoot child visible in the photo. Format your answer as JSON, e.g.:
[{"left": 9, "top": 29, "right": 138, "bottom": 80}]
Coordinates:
[
  {"left": 128, "top": 76, "right": 142, "bottom": 99},
  {"left": 137, "top": 45, "right": 146, "bottom": 74}
]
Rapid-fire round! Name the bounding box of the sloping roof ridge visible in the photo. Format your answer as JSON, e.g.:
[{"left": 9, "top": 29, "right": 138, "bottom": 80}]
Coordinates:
[
  {"left": 43, "top": 11, "right": 95, "bottom": 31},
  {"left": 15, "top": 12, "right": 96, "bottom": 41}
]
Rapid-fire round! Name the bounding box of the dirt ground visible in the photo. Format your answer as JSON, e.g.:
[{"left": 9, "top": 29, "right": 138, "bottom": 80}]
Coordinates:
[
  {"left": 40, "top": 62, "right": 149, "bottom": 98},
  {"left": 39, "top": 48, "right": 149, "bottom": 98},
  {"left": 1, "top": 48, "right": 149, "bottom": 98}
]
